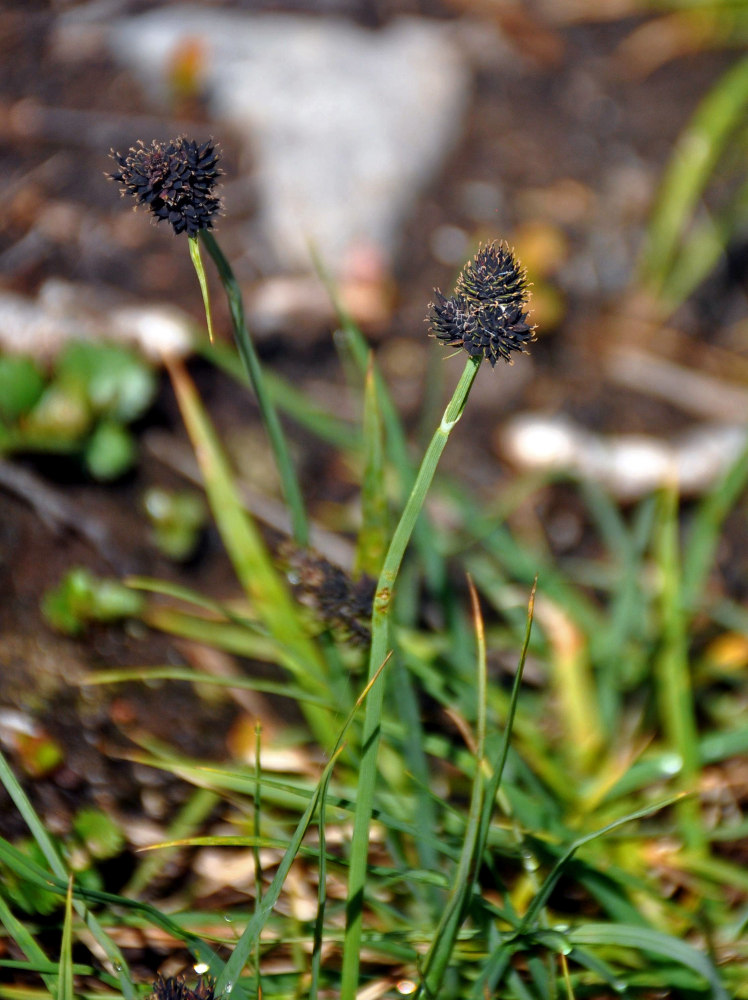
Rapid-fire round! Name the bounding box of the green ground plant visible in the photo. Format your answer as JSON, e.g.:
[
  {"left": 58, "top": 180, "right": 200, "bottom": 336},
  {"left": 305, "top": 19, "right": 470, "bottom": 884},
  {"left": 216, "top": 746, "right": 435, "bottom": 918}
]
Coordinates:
[
  {"left": 631, "top": 0, "right": 748, "bottom": 311},
  {"left": 0, "top": 340, "right": 157, "bottom": 480},
  {"left": 1, "top": 135, "right": 747, "bottom": 1000}
]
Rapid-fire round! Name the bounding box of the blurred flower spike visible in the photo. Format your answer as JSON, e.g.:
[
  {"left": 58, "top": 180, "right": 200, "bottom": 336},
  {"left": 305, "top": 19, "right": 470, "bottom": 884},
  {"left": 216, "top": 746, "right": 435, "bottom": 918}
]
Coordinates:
[
  {"left": 151, "top": 976, "right": 217, "bottom": 1000},
  {"left": 428, "top": 242, "right": 535, "bottom": 366},
  {"left": 110, "top": 137, "right": 221, "bottom": 237}
]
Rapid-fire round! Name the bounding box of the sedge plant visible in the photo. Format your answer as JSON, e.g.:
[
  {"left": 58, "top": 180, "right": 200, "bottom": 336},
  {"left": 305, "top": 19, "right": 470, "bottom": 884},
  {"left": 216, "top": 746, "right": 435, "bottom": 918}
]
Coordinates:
[
  {"left": 109, "top": 135, "right": 537, "bottom": 997},
  {"left": 0, "top": 132, "right": 741, "bottom": 1000}
]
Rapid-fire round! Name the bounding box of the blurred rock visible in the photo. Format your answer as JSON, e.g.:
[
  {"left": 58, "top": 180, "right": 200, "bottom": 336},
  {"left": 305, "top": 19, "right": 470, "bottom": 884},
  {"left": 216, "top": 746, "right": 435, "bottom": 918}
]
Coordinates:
[
  {"left": 0, "top": 281, "right": 194, "bottom": 362},
  {"left": 247, "top": 269, "right": 393, "bottom": 338},
  {"left": 499, "top": 413, "right": 747, "bottom": 499},
  {"left": 104, "top": 8, "right": 471, "bottom": 273}
]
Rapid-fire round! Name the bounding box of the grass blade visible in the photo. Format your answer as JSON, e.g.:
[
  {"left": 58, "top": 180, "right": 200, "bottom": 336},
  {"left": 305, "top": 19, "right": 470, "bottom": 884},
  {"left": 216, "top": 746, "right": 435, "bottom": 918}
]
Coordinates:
[
  {"left": 681, "top": 435, "right": 748, "bottom": 613},
  {"left": 80, "top": 666, "right": 334, "bottom": 710},
  {"left": 653, "top": 485, "right": 703, "bottom": 849},
  {"left": 199, "top": 229, "right": 308, "bottom": 545},
  {"left": 355, "top": 354, "right": 388, "bottom": 578},
  {"left": 641, "top": 54, "right": 748, "bottom": 307},
  {"left": 124, "top": 787, "right": 219, "bottom": 898},
  {"left": 213, "top": 660, "right": 387, "bottom": 997},
  {"left": 202, "top": 341, "right": 361, "bottom": 452},
  {"left": 568, "top": 924, "right": 729, "bottom": 1000},
  {"left": 0, "top": 895, "right": 57, "bottom": 996},
  {"left": 0, "top": 750, "right": 134, "bottom": 1000},
  {"left": 318, "top": 257, "right": 447, "bottom": 593},
  {"left": 519, "top": 794, "right": 685, "bottom": 933},
  {"left": 166, "top": 357, "right": 335, "bottom": 746},
  {"left": 57, "top": 877, "right": 74, "bottom": 1000},
  {"left": 418, "top": 577, "right": 488, "bottom": 997},
  {"left": 0, "top": 835, "right": 220, "bottom": 973}
]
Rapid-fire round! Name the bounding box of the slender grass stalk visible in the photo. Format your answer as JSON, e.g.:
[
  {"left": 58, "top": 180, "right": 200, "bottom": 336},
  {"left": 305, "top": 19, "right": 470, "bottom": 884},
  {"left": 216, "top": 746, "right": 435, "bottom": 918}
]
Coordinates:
[
  {"left": 58, "top": 877, "right": 74, "bottom": 1000},
  {"left": 417, "top": 576, "right": 487, "bottom": 997},
  {"left": 198, "top": 230, "right": 309, "bottom": 546},
  {"left": 654, "top": 485, "right": 704, "bottom": 850},
  {"left": 419, "top": 581, "right": 536, "bottom": 997},
  {"left": 310, "top": 736, "right": 336, "bottom": 1000},
  {"left": 253, "top": 723, "right": 263, "bottom": 998},
  {"left": 356, "top": 355, "right": 388, "bottom": 578},
  {"left": 340, "top": 356, "right": 481, "bottom": 999},
  {"left": 641, "top": 55, "right": 748, "bottom": 308},
  {"left": 214, "top": 659, "right": 388, "bottom": 997},
  {"left": 681, "top": 436, "right": 748, "bottom": 613},
  {"left": 202, "top": 341, "right": 361, "bottom": 452}
]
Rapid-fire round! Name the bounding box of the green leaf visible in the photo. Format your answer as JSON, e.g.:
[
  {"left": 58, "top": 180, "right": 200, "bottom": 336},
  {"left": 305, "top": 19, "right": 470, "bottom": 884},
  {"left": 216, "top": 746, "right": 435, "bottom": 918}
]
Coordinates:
[
  {"left": 0, "top": 355, "right": 45, "bottom": 421},
  {"left": 143, "top": 486, "right": 207, "bottom": 561},
  {"left": 84, "top": 420, "right": 137, "bottom": 480},
  {"left": 42, "top": 568, "right": 145, "bottom": 636},
  {"left": 56, "top": 340, "right": 157, "bottom": 423},
  {"left": 23, "top": 383, "right": 92, "bottom": 444},
  {"left": 72, "top": 808, "right": 125, "bottom": 861}
]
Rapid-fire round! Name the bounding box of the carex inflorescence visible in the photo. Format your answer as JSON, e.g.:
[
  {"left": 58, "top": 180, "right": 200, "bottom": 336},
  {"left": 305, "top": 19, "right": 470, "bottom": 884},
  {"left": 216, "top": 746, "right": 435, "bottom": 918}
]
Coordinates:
[
  {"left": 150, "top": 976, "right": 218, "bottom": 1000},
  {"left": 427, "top": 242, "right": 535, "bottom": 367},
  {"left": 110, "top": 137, "right": 222, "bottom": 237}
]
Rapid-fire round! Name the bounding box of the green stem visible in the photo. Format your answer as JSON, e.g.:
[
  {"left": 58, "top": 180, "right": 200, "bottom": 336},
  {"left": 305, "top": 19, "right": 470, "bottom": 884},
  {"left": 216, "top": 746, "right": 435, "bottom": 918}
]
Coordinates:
[
  {"left": 655, "top": 485, "right": 703, "bottom": 850},
  {"left": 340, "top": 356, "right": 481, "bottom": 999},
  {"left": 188, "top": 236, "right": 215, "bottom": 343},
  {"left": 198, "top": 230, "right": 309, "bottom": 546}
]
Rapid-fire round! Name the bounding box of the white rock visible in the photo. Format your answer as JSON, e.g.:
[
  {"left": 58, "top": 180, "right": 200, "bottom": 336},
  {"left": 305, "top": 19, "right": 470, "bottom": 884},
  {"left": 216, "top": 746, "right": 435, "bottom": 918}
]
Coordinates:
[
  {"left": 106, "top": 9, "right": 471, "bottom": 271},
  {"left": 0, "top": 280, "right": 194, "bottom": 361},
  {"left": 500, "top": 413, "right": 747, "bottom": 499}
]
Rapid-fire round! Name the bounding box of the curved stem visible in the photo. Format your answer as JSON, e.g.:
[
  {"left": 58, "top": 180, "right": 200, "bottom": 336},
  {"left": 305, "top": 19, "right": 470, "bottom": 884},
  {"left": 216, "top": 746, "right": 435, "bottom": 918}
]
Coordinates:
[
  {"left": 199, "top": 230, "right": 309, "bottom": 546},
  {"left": 340, "top": 356, "right": 481, "bottom": 999}
]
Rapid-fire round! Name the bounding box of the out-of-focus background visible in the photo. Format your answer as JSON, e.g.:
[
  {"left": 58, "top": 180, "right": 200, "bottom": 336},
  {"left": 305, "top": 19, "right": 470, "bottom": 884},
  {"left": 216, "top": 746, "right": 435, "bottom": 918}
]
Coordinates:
[
  {"left": 4, "top": 2, "right": 747, "bottom": 458},
  {"left": 1, "top": 0, "right": 748, "bottom": 913}
]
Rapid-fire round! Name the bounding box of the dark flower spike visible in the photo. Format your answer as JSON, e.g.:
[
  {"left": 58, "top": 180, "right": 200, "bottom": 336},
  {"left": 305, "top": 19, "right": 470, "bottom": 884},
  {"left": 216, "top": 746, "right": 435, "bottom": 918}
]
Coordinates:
[
  {"left": 110, "top": 137, "right": 221, "bottom": 237},
  {"left": 427, "top": 241, "right": 535, "bottom": 367},
  {"left": 151, "top": 976, "right": 217, "bottom": 1000},
  {"left": 428, "top": 291, "right": 480, "bottom": 352},
  {"left": 457, "top": 241, "right": 528, "bottom": 308}
]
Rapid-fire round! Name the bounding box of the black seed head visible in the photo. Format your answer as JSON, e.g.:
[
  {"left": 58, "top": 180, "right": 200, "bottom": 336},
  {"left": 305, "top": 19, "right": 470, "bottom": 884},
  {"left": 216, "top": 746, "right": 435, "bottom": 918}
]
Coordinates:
[
  {"left": 151, "top": 977, "right": 217, "bottom": 1000},
  {"left": 110, "top": 137, "right": 221, "bottom": 237},
  {"left": 474, "top": 302, "right": 535, "bottom": 367},
  {"left": 428, "top": 291, "right": 480, "bottom": 350},
  {"left": 427, "top": 242, "right": 535, "bottom": 366},
  {"left": 457, "top": 241, "right": 529, "bottom": 308},
  {"left": 278, "top": 541, "right": 375, "bottom": 645}
]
